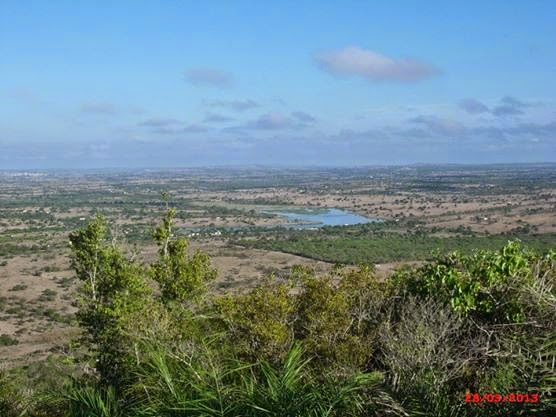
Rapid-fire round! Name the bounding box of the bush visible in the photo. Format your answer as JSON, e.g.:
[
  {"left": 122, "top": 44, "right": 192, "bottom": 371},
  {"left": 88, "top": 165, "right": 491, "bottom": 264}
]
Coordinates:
[
  {"left": 9, "top": 284, "right": 28, "bottom": 292},
  {"left": 39, "top": 288, "right": 58, "bottom": 302},
  {"left": 216, "top": 265, "right": 385, "bottom": 373},
  {"left": 391, "top": 241, "right": 556, "bottom": 324},
  {"left": 0, "top": 334, "right": 19, "bottom": 346},
  {"left": 215, "top": 279, "right": 295, "bottom": 362},
  {"left": 378, "top": 298, "right": 470, "bottom": 416}
]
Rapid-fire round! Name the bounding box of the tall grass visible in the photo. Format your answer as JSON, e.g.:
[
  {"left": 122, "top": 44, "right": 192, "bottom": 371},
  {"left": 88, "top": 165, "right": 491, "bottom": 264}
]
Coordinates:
[
  {"left": 125, "top": 341, "right": 392, "bottom": 417},
  {"left": 56, "top": 385, "right": 121, "bottom": 417}
]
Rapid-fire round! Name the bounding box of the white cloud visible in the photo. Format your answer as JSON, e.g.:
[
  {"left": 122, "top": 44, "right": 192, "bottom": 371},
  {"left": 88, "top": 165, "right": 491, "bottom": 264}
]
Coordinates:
[
  {"left": 183, "top": 124, "right": 208, "bottom": 133},
  {"left": 492, "top": 96, "right": 528, "bottom": 117},
  {"left": 457, "top": 96, "right": 531, "bottom": 117},
  {"left": 139, "top": 118, "right": 181, "bottom": 127},
  {"left": 459, "top": 98, "right": 490, "bottom": 114},
  {"left": 409, "top": 115, "right": 465, "bottom": 135},
  {"left": 184, "top": 68, "right": 232, "bottom": 87},
  {"left": 247, "top": 112, "right": 294, "bottom": 130},
  {"left": 292, "top": 111, "right": 317, "bottom": 123},
  {"left": 208, "top": 99, "right": 259, "bottom": 111},
  {"left": 80, "top": 101, "right": 118, "bottom": 115},
  {"left": 204, "top": 113, "right": 235, "bottom": 123},
  {"left": 314, "top": 46, "right": 439, "bottom": 83}
]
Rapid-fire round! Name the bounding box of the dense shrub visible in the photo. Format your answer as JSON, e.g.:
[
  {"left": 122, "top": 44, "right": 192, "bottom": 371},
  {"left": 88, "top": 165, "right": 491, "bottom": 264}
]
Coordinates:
[
  {"left": 216, "top": 279, "right": 295, "bottom": 361},
  {"left": 216, "top": 265, "right": 383, "bottom": 373},
  {"left": 391, "top": 241, "right": 556, "bottom": 324}
]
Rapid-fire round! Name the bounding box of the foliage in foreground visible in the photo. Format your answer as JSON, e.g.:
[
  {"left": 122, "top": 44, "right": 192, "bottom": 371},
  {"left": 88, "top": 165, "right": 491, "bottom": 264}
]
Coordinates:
[{"left": 1, "top": 210, "right": 555, "bottom": 417}]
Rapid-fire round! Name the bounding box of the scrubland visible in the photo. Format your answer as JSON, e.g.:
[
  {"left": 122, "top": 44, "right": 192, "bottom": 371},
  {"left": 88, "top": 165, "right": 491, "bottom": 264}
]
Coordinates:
[{"left": 1, "top": 164, "right": 555, "bottom": 416}]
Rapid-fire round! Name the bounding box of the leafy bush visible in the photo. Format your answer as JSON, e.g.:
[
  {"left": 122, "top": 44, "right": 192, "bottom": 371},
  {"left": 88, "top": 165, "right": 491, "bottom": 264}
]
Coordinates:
[
  {"left": 216, "top": 265, "right": 384, "bottom": 373},
  {"left": 391, "top": 241, "right": 556, "bottom": 323},
  {"left": 216, "top": 279, "right": 295, "bottom": 361}
]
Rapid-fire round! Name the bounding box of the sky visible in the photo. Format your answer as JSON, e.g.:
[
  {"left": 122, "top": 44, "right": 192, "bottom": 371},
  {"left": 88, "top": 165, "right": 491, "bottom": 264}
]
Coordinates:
[{"left": 1, "top": 0, "right": 555, "bottom": 168}]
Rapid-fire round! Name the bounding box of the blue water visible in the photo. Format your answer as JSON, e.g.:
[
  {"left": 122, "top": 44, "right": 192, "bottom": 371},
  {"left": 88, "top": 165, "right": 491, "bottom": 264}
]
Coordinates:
[{"left": 264, "top": 208, "right": 378, "bottom": 229}]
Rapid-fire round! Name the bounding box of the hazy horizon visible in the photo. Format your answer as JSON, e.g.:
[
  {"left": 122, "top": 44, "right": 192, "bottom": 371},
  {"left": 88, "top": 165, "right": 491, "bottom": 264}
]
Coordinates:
[
  {"left": 2, "top": 162, "right": 556, "bottom": 173},
  {"left": 1, "top": 1, "right": 555, "bottom": 169}
]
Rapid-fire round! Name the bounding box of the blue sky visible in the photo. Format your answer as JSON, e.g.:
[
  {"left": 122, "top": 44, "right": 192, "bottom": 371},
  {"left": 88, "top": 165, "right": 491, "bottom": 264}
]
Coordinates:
[{"left": 1, "top": 1, "right": 555, "bottom": 168}]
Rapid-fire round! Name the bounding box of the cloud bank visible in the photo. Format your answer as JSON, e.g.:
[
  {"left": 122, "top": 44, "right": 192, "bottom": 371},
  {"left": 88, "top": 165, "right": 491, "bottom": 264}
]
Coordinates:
[{"left": 3, "top": 115, "right": 553, "bottom": 169}]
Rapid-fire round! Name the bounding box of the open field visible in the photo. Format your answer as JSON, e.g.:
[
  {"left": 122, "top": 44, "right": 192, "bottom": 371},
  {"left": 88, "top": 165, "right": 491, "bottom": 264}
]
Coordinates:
[{"left": 1, "top": 164, "right": 556, "bottom": 366}]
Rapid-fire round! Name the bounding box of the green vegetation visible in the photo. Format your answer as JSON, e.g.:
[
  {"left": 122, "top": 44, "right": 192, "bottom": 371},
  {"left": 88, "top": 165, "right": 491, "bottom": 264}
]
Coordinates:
[
  {"left": 9, "top": 284, "right": 28, "bottom": 292},
  {"left": 240, "top": 227, "right": 556, "bottom": 264},
  {"left": 38, "top": 288, "right": 58, "bottom": 302},
  {"left": 150, "top": 207, "right": 217, "bottom": 303},
  {"left": 1, "top": 211, "right": 554, "bottom": 416},
  {"left": 0, "top": 334, "right": 19, "bottom": 346}
]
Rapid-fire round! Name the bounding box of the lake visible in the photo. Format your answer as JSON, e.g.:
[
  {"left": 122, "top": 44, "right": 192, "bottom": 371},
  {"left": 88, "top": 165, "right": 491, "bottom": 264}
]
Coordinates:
[{"left": 262, "top": 208, "right": 379, "bottom": 229}]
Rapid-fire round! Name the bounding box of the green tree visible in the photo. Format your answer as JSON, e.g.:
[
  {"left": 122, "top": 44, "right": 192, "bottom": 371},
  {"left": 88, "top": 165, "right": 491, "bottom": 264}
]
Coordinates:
[
  {"left": 69, "top": 215, "right": 152, "bottom": 388},
  {"left": 150, "top": 208, "right": 216, "bottom": 304}
]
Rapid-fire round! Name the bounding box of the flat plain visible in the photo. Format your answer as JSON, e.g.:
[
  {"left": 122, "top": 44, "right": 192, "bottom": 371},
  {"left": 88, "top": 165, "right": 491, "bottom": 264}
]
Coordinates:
[{"left": 1, "top": 164, "right": 555, "bottom": 366}]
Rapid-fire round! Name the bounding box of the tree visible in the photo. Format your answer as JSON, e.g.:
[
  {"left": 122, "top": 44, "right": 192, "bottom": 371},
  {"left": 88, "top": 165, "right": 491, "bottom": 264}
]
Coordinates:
[
  {"left": 69, "top": 215, "right": 152, "bottom": 388},
  {"left": 150, "top": 208, "right": 216, "bottom": 304}
]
